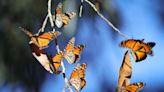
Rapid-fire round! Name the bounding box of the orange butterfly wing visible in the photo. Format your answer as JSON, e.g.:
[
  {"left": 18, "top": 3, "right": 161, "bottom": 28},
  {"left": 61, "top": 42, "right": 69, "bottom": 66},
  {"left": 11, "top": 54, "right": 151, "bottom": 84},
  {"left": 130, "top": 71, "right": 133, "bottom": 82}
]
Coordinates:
[
  {"left": 64, "top": 37, "right": 76, "bottom": 64},
  {"left": 62, "top": 12, "right": 76, "bottom": 27},
  {"left": 31, "top": 31, "right": 61, "bottom": 48},
  {"left": 125, "top": 82, "right": 144, "bottom": 92},
  {"left": 80, "top": 79, "right": 86, "bottom": 90},
  {"left": 62, "top": 14, "right": 70, "bottom": 26},
  {"left": 131, "top": 51, "right": 147, "bottom": 62},
  {"left": 140, "top": 43, "right": 153, "bottom": 55},
  {"left": 74, "top": 44, "right": 85, "bottom": 62},
  {"left": 65, "top": 37, "right": 75, "bottom": 52},
  {"left": 79, "top": 63, "right": 87, "bottom": 79},
  {"left": 120, "top": 39, "right": 142, "bottom": 51},
  {"left": 49, "top": 51, "right": 64, "bottom": 74},
  {"left": 70, "top": 63, "right": 87, "bottom": 91}
]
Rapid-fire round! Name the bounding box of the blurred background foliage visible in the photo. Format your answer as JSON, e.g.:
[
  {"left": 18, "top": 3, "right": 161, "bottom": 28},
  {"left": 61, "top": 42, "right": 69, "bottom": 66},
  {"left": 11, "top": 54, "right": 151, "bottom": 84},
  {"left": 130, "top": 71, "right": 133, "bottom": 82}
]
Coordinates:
[{"left": 0, "top": 0, "right": 164, "bottom": 92}]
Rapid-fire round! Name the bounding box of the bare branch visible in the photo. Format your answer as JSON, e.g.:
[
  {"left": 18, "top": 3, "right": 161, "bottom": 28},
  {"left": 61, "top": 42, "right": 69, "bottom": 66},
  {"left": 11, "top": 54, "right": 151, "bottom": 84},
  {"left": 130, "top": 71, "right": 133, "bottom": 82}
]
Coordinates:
[
  {"left": 79, "top": 0, "right": 84, "bottom": 17},
  {"left": 37, "top": 15, "right": 49, "bottom": 35},
  {"left": 84, "top": 0, "right": 128, "bottom": 39},
  {"left": 47, "top": 0, "right": 73, "bottom": 91},
  {"left": 47, "top": 0, "right": 54, "bottom": 27}
]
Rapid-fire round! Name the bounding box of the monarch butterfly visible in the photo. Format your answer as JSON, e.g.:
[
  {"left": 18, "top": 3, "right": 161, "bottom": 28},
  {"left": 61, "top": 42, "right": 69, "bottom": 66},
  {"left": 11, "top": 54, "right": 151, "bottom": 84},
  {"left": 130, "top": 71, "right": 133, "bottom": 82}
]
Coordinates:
[
  {"left": 123, "top": 82, "right": 145, "bottom": 92},
  {"left": 48, "top": 51, "right": 64, "bottom": 74},
  {"left": 29, "top": 41, "right": 53, "bottom": 73},
  {"left": 117, "top": 51, "right": 132, "bottom": 92},
  {"left": 21, "top": 27, "right": 61, "bottom": 49},
  {"left": 64, "top": 37, "right": 85, "bottom": 64},
  {"left": 70, "top": 63, "right": 87, "bottom": 91},
  {"left": 120, "top": 39, "right": 155, "bottom": 62},
  {"left": 53, "top": 2, "right": 76, "bottom": 28}
]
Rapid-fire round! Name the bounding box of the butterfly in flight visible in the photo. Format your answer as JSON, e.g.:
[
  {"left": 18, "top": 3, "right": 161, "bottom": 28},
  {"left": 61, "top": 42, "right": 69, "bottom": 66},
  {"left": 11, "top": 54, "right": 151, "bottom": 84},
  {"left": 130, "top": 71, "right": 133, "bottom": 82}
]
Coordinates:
[
  {"left": 120, "top": 39, "right": 155, "bottom": 62},
  {"left": 64, "top": 37, "right": 85, "bottom": 64},
  {"left": 69, "top": 63, "right": 87, "bottom": 91},
  {"left": 53, "top": 2, "right": 76, "bottom": 28},
  {"left": 21, "top": 27, "right": 61, "bottom": 49}
]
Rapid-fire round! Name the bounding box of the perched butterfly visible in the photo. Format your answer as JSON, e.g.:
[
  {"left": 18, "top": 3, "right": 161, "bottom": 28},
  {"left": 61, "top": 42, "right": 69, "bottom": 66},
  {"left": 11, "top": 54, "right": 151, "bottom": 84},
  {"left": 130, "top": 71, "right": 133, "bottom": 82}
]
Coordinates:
[
  {"left": 70, "top": 63, "right": 87, "bottom": 91},
  {"left": 120, "top": 39, "right": 155, "bottom": 62},
  {"left": 64, "top": 37, "right": 85, "bottom": 64},
  {"left": 21, "top": 27, "right": 61, "bottom": 49},
  {"left": 29, "top": 41, "right": 53, "bottom": 73},
  {"left": 48, "top": 51, "right": 64, "bottom": 74},
  {"left": 117, "top": 51, "right": 132, "bottom": 92},
  {"left": 123, "top": 82, "right": 145, "bottom": 92},
  {"left": 53, "top": 2, "right": 76, "bottom": 28}
]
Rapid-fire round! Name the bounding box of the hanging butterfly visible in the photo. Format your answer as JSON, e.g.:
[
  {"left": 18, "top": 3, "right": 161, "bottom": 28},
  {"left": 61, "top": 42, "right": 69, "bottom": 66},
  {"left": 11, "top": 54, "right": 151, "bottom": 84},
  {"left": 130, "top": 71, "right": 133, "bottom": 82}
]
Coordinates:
[
  {"left": 64, "top": 37, "right": 85, "bottom": 64},
  {"left": 48, "top": 51, "right": 64, "bottom": 74},
  {"left": 122, "top": 82, "right": 145, "bottom": 92},
  {"left": 21, "top": 27, "right": 61, "bottom": 49},
  {"left": 53, "top": 2, "right": 76, "bottom": 28},
  {"left": 117, "top": 51, "right": 132, "bottom": 92},
  {"left": 120, "top": 39, "right": 155, "bottom": 62},
  {"left": 69, "top": 63, "right": 87, "bottom": 91},
  {"left": 29, "top": 41, "right": 53, "bottom": 73}
]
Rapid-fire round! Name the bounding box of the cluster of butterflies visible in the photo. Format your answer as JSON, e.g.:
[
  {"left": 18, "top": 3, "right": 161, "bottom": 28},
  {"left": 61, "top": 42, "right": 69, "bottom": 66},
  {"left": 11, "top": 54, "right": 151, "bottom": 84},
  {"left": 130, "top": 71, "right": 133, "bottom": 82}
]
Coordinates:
[
  {"left": 117, "top": 39, "right": 155, "bottom": 92},
  {"left": 21, "top": 2, "right": 87, "bottom": 91}
]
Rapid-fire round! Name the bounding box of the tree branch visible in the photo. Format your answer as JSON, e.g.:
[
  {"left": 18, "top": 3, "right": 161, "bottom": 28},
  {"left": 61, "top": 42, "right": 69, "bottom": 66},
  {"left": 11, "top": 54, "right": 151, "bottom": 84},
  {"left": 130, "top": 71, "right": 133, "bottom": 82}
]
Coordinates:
[
  {"left": 37, "top": 15, "right": 49, "bottom": 35},
  {"left": 46, "top": 0, "right": 73, "bottom": 92},
  {"left": 84, "top": 0, "right": 128, "bottom": 39},
  {"left": 79, "top": 0, "right": 84, "bottom": 17}
]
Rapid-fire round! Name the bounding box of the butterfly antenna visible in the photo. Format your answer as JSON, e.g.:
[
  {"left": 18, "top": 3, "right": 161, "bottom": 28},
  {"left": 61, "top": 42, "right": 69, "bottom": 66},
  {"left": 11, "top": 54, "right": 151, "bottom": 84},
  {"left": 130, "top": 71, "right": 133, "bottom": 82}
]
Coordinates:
[{"left": 19, "top": 27, "right": 33, "bottom": 37}]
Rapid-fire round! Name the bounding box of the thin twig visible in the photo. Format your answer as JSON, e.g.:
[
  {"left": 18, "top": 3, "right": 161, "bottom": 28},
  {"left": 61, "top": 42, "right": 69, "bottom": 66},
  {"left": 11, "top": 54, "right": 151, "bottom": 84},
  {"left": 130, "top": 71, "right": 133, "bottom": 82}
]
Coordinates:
[
  {"left": 84, "top": 0, "right": 128, "bottom": 39},
  {"left": 47, "top": 0, "right": 73, "bottom": 92},
  {"left": 79, "top": 0, "right": 84, "bottom": 17},
  {"left": 37, "top": 14, "right": 49, "bottom": 35},
  {"left": 48, "top": 0, "right": 54, "bottom": 27}
]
